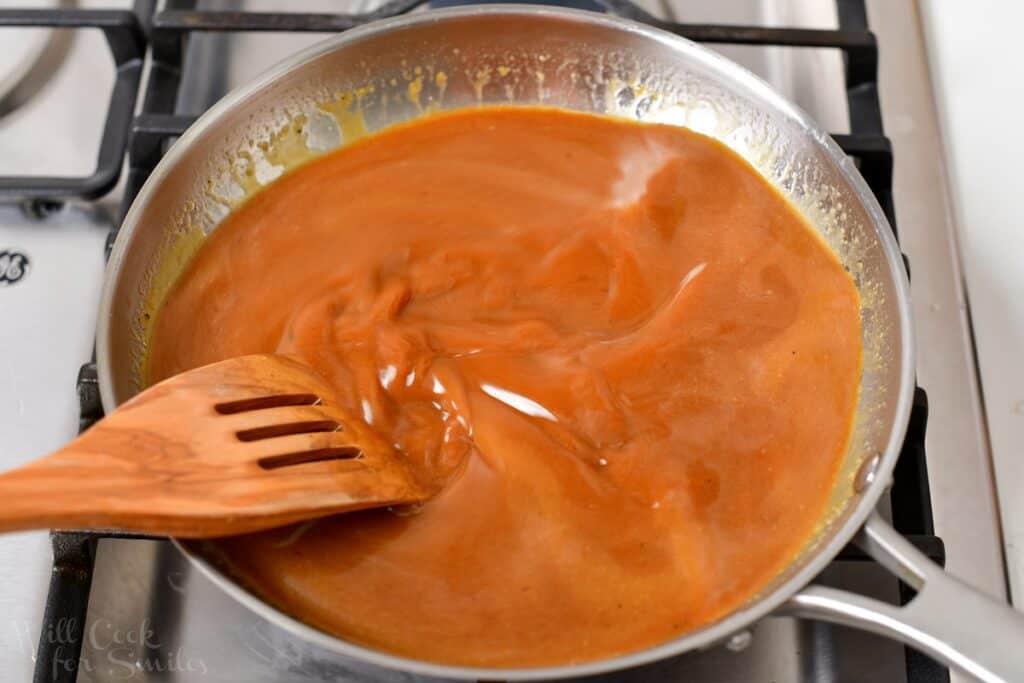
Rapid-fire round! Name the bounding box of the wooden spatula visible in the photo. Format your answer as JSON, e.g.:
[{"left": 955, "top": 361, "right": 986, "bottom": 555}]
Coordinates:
[{"left": 0, "top": 354, "right": 427, "bottom": 538}]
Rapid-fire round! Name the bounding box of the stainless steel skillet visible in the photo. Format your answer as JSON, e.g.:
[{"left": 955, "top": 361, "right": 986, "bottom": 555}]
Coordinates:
[{"left": 95, "top": 6, "right": 1024, "bottom": 681}]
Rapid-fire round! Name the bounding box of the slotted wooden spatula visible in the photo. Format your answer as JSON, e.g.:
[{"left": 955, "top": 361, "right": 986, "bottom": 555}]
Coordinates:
[{"left": 0, "top": 355, "right": 427, "bottom": 538}]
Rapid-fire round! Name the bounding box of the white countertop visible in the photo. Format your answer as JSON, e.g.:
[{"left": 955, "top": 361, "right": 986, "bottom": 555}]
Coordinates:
[{"left": 919, "top": 1, "right": 1024, "bottom": 602}]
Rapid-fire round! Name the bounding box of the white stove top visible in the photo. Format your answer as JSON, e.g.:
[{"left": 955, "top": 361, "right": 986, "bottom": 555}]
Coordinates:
[
  {"left": 0, "top": 204, "right": 110, "bottom": 679},
  {"left": 920, "top": 0, "right": 1024, "bottom": 604},
  {"left": 0, "top": 2, "right": 122, "bottom": 677},
  {"left": 0, "top": 0, "right": 1012, "bottom": 681}
]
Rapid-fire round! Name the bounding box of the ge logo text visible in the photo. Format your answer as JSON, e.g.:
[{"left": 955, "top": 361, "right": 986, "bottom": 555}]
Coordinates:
[{"left": 0, "top": 250, "right": 30, "bottom": 286}]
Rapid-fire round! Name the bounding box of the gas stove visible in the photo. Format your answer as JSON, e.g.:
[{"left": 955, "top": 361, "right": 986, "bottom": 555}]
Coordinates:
[{"left": 0, "top": 1, "right": 1006, "bottom": 682}]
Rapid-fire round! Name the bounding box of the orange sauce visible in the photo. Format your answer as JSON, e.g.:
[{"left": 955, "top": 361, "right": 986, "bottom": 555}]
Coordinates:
[{"left": 148, "top": 107, "right": 861, "bottom": 667}]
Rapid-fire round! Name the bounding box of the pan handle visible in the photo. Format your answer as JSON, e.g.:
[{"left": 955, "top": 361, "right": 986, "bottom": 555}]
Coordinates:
[{"left": 783, "top": 512, "right": 1024, "bottom": 683}]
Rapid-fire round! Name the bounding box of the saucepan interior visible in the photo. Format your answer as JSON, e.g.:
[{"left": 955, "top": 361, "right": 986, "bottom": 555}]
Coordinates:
[{"left": 97, "top": 6, "right": 913, "bottom": 679}]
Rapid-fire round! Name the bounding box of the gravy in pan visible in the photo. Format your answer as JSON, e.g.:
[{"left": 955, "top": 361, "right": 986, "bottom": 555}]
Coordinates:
[{"left": 148, "top": 106, "right": 861, "bottom": 667}]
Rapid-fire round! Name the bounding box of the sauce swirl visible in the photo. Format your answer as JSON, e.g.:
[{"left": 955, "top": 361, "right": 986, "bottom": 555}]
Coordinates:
[{"left": 148, "top": 106, "right": 861, "bottom": 667}]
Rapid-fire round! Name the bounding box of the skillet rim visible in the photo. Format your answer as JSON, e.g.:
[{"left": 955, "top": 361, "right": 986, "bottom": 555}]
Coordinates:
[{"left": 95, "top": 6, "right": 916, "bottom": 679}]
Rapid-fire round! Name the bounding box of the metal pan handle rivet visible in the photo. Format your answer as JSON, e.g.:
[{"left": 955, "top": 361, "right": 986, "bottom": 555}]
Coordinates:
[
  {"left": 853, "top": 452, "right": 882, "bottom": 493},
  {"left": 724, "top": 630, "right": 752, "bottom": 652}
]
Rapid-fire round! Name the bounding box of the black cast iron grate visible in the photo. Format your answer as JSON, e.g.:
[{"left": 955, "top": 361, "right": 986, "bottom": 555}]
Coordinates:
[{"left": 0, "top": 0, "right": 945, "bottom": 681}]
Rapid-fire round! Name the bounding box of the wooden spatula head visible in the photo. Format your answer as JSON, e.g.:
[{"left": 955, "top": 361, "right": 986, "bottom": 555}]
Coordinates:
[{"left": 0, "top": 355, "right": 427, "bottom": 538}]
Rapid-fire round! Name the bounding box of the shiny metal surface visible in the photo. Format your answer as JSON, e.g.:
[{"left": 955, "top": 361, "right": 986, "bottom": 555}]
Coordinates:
[
  {"left": 98, "top": 6, "right": 919, "bottom": 679},
  {"left": 73, "top": 2, "right": 1011, "bottom": 682},
  {"left": 786, "top": 513, "right": 1024, "bottom": 683}
]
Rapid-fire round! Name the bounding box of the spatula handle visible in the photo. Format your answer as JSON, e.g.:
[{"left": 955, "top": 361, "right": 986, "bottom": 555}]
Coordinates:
[
  {"left": 0, "top": 442, "right": 318, "bottom": 538},
  {"left": 0, "top": 445, "right": 190, "bottom": 535}
]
